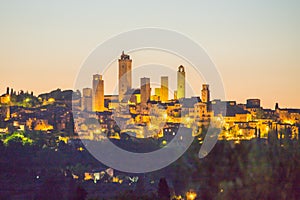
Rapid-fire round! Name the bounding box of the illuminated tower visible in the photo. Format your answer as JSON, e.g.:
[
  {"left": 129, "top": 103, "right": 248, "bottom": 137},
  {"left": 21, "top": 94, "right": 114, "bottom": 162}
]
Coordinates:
[
  {"left": 152, "top": 88, "right": 161, "bottom": 101},
  {"left": 201, "top": 84, "right": 210, "bottom": 103},
  {"left": 93, "top": 74, "right": 104, "bottom": 112},
  {"left": 155, "top": 88, "right": 160, "bottom": 97},
  {"left": 82, "top": 88, "right": 92, "bottom": 112},
  {"left": 177, "top": 65, "right": 185, "bottom": 99},
  {"left": 161, "top": 76, "right": 169, "bottom": 102},
  {"left": 140, "top": 77, "right": 150, "bottom": 105},
  {"left": 118, "top": 51, "right": 132, "bottom": 102}
]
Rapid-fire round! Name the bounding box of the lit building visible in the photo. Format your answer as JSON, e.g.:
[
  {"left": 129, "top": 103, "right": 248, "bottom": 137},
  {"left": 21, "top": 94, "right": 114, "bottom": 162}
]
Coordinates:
[
  {"left": 140, "top": 77, "right": 151, "bottom": 105},
  {"left": 155, "top": 88, "right": 160, "bottom": 96},
  {"left": 118, "top": 51, "right": 132, "bottom": 102},
  {"left": 194, "top": 101, "right": 210, "bottom": 121},
  {"left": 104, "top": 95, "right": 118, "bottom": 109},
  {"left": 0, "top": 94, "right": 10, "bottom": 104},
  {"left": 126, "top": 88, "right": 141, "bottom": 105},
  {"left": 161, "top": 76, "right": 169, "bottom": 102},
  {"left": 150, "top": 88, "right": 161, "bottom": 101},
  {"left": 201, "top": 84, "right": 210, "bottom": 103},
  {"left": 245, "top": 99, "right": 262, "bottom": 119},
  {"left": 34, "top": 119, "right": 54, "bottom": 131},
  {"left": 92, "top": 74, "right": 104, "bottom": 112},
  {"left": 82, "top": 88, "right": 92, "bottom": 112},
  {"left": 276, "top": 107, "right": 300, "bottom": 125},
  {"left": 150, "top": 95, "right": 160, "bottom": 102},
  {"left": 174, "top": 90, "right": 177, "bottom": 100},
  {"left": 246, "top": 99, "right": 261, "bottom": 108},
  {"left": 153, "top": 88, "right": 160, "bottom": 101},
  {"left": 177, "top": 65, "right": 185, "bottom": 99}
]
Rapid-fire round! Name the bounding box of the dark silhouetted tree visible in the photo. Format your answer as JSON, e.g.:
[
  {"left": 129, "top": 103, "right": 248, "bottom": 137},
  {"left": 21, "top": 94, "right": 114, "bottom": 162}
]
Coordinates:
[
  {"left": 135, "top": 175, "right": 145, "bottom": 196},
  {"left": 74, "top": 185, "right": 88, "bottom": 200},
  {"left": 158, "top": 178, "right": 170, "bottom": 200}
]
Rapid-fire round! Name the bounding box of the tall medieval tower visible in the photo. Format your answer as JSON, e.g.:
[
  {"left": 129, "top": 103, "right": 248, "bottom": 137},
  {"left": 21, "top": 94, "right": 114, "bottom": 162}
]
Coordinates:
[
  {"left": 201, "top": 84, "right": 210, "bottom": 103},
  {"left": 92, "top": 74, "right": 104, "bottom": 112},
  {"left": 118, "top": 51, "right": 132, "bottom": 102},
  {"left": 177, "top": 65, "right": 185, "bottom": 99}
]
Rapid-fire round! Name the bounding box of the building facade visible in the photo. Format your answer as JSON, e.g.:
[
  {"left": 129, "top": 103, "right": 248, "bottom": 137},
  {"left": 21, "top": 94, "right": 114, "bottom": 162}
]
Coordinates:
[
  {"left": 82, "top": 88, "right": 92, "bottom": 112},
  {"left": 140, "top": 77, "right": 151, "bottom": 105},
  {"left": 92, "top": 74, "right": 104, "bottom": 112},
  {"left": 161, "top": 76, "right": 169, "bottom": 102}
]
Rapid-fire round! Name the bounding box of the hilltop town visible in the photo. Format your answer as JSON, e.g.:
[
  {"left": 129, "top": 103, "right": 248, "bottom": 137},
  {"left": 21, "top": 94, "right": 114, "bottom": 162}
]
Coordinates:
[
  {"left": 1, "top": 52, "right": 300, "bottom": 200},
  {"left": 1, "top": 52, "right": 299, "bottom": 143}
]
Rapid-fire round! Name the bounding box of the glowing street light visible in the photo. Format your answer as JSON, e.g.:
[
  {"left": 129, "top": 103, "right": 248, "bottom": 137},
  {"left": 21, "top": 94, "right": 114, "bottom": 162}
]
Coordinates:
[{"left": 186, "top": 191, "right": 197, "bottom": 200}]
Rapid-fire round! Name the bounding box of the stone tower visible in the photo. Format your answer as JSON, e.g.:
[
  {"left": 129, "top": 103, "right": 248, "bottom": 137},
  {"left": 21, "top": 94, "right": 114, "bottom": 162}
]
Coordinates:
[
  {"left": 118, "top": 51, "right": 132, "bottom": 102},
  {"left": 161, "top": 76, "right": 169, "bottom": 102},
  {"left": 82, "top": 88, "right": 92, "bottom": 112},
  {"left": 201, "top": 84, "right": 210, "bottom": 103},
  {"left": 140, "top": 77, "right": 151, "bottom": 105},
  {"left": 177, "top": 65, "right": 185, "bottom": 99},
  {"left": 92, "top": 74, "right": 104, "bottom": 112}
]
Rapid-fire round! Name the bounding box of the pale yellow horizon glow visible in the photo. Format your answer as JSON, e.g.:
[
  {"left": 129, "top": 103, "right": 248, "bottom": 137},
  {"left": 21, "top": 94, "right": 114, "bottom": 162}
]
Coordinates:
[{"left": 0, "top": 1, "right": 299, "bottom": 109}]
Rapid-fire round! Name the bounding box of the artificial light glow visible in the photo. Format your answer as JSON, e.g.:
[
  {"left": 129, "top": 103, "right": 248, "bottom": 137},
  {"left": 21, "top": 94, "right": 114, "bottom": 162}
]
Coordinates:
[
  {"left": 266, "top": 126, "right": 269, "bottom": 132},
  {"left": 48, "top": 98, "right": 55, "bottom": 103},
  {"left": 185, "top": 117, "right": 191, "bottom": 123},
  {"left": 162, "top": 113, "right": 167, "bottom": 119},
  {"left": 186, "top": 191, "right": 197, "bottom": 200},
  {"left": 284, "top": 120, "right": 295, "bottom": 125}
]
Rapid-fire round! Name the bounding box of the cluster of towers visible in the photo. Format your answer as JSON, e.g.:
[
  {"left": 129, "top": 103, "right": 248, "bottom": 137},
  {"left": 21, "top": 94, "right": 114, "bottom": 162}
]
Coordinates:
[
  {"left": 117, "top": 52, "right": 187, "bottom": 104},
  {"left": 81, "top": 51, "right": 209, "bottom": 112}
]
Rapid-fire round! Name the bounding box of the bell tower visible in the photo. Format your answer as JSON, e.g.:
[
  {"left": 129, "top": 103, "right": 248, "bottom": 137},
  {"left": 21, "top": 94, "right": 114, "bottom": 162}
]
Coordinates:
[
  {"left": 177, "top": 65, "right": 185, "bottom": 99},
  {"left": 118, "top": 51, "right": 132, "bottom": 102},
  {"left": 201, "top": 84, "right": 210, "bottom": 103}
]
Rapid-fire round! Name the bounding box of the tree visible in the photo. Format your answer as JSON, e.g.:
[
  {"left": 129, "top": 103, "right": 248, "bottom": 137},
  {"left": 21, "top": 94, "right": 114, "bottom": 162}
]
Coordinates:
[
  {"left": 74, "top": 185, "right": 88, "bottom": 200},
  {"left": 135, "top": 175, "right": 145, "bottom": 196},
  {"left": 35, "top": 176, "right": 64, "bottom": 200},
  {"left": 158, "top": 178, "right": 171, "bottom": 200}
]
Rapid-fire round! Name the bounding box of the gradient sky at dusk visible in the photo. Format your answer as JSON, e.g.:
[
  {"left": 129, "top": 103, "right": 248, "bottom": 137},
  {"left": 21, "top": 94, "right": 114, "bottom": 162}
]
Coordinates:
[{"left": 0, "top": 0, "right": 299, "bottom": 108}]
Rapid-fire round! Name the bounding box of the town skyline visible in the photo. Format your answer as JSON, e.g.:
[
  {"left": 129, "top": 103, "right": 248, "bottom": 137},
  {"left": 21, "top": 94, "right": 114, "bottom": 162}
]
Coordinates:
[
  {"left": 1, "top": 1, "right": 299, "bottom": 199},
  {"left": 1, "top": 48, "right": 297, "bottom": 111},
  {"left": 1, "top": 46, "right": 299, "bottom": 109},
  {"left": 1, "top": 51, "right": 299, "bottom": 146}
]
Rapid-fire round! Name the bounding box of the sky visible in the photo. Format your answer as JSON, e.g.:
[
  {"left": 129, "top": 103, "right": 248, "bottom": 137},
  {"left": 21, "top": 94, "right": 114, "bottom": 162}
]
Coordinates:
[{"left": 0, "top": 0, "right": 299, "bottom": 108}]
